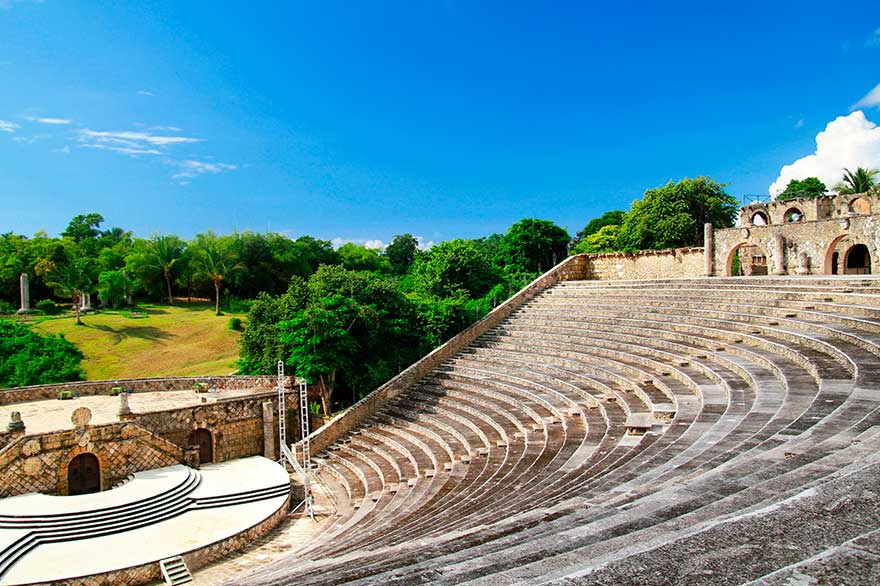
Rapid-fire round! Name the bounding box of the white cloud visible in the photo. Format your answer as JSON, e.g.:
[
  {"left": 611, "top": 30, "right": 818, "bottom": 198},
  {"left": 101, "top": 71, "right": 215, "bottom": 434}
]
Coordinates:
[
  {"left": 36, "top": 117, "right": 71, "bottom": 125},
  {"left": 80, "top": 143, "right": 162, "bottom": 156},
  {"left": 794, "top": 118, "right": 804, "bottom": 129},
  {"left": 0, "top": 120, "right": 18, "bottom": 133},
  {"left": 137, "top": 90, "right": 155, "bottom": 96},
  {"left": 415, "top": 235, "right": 435, "bottom": 250},
  {"left": 331, "top": 238, "right": 386, "bottom": 250},
  {"left": 170, "top": 159, "right": 238, "bottom": 180},
  {"left": 869, "top": 28, "right": 880, "bottom": 47},
  {"left": 149, "top": 125, "right": 182, "bottom": 132},
  {"left": 768, "top": 110, "right": 880, "bottom": 195},
  {"left": 853, "top": 83, "right": 880, "bottom": 110},
  {"left": 54, "top": 145, "right": 70, "bottom": 154},
  {"left": 78, "top": 128, "right": 202, "bottom": 147}
]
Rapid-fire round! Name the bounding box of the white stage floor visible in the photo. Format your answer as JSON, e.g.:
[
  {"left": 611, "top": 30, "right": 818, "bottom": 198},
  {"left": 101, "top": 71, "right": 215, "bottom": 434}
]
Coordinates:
[{"left": 0, "top": 457, "right": 289, "bottom": 586}]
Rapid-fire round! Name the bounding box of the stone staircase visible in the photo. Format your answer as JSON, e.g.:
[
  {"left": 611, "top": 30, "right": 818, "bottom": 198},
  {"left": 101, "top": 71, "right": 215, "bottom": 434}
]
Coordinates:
[{"left": 233, "top": 276, "right": 880, "bottom": 586}]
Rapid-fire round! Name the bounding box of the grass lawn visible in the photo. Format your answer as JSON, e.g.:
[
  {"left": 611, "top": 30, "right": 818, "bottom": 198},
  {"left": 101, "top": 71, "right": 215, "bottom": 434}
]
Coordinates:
[{"left": 31, "top": 303, "right": 245, "bottom": 380}]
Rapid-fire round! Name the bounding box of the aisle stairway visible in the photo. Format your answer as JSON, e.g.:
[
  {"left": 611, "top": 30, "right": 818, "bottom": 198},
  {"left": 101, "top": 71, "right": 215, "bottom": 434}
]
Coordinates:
[{"left": 236, "top": 276, "right": 880, "bottom": 586}]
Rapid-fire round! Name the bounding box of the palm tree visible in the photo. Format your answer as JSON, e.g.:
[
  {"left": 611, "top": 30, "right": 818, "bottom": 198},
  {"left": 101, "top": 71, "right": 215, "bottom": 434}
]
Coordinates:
[
  {"left": 46, "top": 257, "right": 92, "bottom": 325},
  {"left": 834, "top": 167, "right": 879, "bottom": 195},
  {"left": 192, "top": 232, "right": 242, "bottom": 315},
  {"left": 137, "top": 235, "right": 185, "bottom": 304}
]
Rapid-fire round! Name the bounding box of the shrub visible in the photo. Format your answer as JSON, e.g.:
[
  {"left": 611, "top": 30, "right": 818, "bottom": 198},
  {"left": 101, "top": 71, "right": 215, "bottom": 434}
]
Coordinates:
[
  {"left": 0, "top": 301, "right": 16, "bottom": 315},
  {"left": 110, "top": 386, "right": 123, "bottom": 396},
  {"left": 228, "top": 317, "right": 243, "bottom": 331},
  {"left": 58, "top": 390, "right": 74, "bottom": 400},
  {"left": 0, "top": 320, "right": 84, "bottom": 388},
  {"left": 35, "top": 299, "right": 64, "bottom": 315}
]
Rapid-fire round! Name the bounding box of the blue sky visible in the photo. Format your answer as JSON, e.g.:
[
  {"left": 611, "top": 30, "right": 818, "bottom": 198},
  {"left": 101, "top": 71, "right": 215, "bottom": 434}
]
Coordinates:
[{"left": 1, "top": 1, "right": 879, "bottom": 247}]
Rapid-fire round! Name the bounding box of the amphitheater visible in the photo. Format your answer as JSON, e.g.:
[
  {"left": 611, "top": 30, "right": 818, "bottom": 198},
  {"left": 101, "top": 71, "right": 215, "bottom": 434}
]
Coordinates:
[{"left": 2, "top": 191, "right": 880, "bottom": 585}]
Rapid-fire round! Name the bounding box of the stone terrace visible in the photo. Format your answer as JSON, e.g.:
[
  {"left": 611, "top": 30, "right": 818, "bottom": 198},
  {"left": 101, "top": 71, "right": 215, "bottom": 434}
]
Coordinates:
[{"left": 199, "top": 275, "right": 880, "bottom": 586}]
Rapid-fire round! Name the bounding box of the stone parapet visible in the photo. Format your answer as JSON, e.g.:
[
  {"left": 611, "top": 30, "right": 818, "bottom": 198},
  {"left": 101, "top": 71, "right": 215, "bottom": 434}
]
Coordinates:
[{"left": 0, "top": 375, "right": 286, "bottom": 406}]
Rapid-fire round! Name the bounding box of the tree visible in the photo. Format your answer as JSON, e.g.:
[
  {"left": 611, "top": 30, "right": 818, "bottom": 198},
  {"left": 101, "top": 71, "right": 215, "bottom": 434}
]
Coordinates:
[
  {"left": 191, "top": 232, "right": 242, "bottom": 316},
  {"left": 62, "top": 213, "right": 104, "bottom": 243},
  {"left": 385, "top": 234, "right": 420, "bottom": 274},
  {"left": 616, "top": 177, "right": 737, "bottom": 251},
  {"left": 778, "top": 177, "right": 827, "bottom": 201},
  {"left": 337, "top": 243, "right": 392, "bottom": 273},
  {"left": 126, "top": 235, "right": 185, "bottom": 304},
  {"left": 573, "top": 210, "right": 626, "bottom": 244},
  {"left": 412, "top": 240, "right": 496, "bottom": 298},
  {"left": 497, "top": 219, "right": 570, "bottom": 273},
  {"left": 97, "top": 270, "right": 133, "bottom": 309},
  {"left": 280, "top": 295, "right": 363, "bottom": 415},
  {"left": 572, "top": 224, "right": 621, "bottom": 254},
  {"left": 44, "top": 253, "right": 93, "bottom": 325},
  {"left": 834, "top": 167, "right": 879, "bottom": 195}
]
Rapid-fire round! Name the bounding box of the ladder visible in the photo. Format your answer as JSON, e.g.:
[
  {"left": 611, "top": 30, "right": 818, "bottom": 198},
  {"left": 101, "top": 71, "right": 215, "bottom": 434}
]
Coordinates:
[
  {"left": 159, "top": 556, "right": 192, "bottom": 585},
  {"left": 277, "top": 361, "right": 315, "bottom": 520}
]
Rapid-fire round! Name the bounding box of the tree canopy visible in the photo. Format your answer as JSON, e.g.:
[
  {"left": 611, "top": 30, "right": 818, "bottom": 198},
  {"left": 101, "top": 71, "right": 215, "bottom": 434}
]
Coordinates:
[
  {"left": 835, "top": 167, "right": 878, "bottom": 195},
  {"left": 0, "top": 320, "right": 84, "bottom": 388},
  {"left": 778, "top": 177, "right": 827, "bottom": 201}
]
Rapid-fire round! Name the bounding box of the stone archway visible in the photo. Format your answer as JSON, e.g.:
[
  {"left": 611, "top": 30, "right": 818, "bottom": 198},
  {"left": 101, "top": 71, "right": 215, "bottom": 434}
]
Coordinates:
[
  {"left": 750, "top": 211, "right": 769, "bottom": 226},
  {"left": 824, "top": 234, "right": 849, "bottom": 275},
  {"left": 189, "top": 428, "right": 214, "bottom": 464},
  {"left": 726, "top": 242, "right": 769, "bottom": 276},
  {"left": 844, "top": 244, "right": 872, "bottom": 275},
  {"left": 68, "top": 452, "right": 101, "bottom": 495}
]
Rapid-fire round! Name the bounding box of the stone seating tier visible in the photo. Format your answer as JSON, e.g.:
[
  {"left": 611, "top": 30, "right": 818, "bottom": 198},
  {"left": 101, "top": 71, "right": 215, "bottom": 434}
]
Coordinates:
[{"left": 229, "top": 276, "right": 880, "bottom": 586}]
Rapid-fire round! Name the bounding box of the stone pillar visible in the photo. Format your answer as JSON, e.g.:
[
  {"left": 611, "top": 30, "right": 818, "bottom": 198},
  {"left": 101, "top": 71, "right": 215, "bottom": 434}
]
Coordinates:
[
  {"left": 703, "top": 223, "right": 714, "bottom": 277},
  {"left": 7, "top": 412, "right": 25, "bottom": 435},
  {"left": 262, "top": 401, "right": 276, "bottom": 460},
  {"left": 117, "top": 392, "right": 133, "bottom": 419},
  {"left": 771, "top": 233, "right": 786, "bottom": 275},
  {"left": 795, "top": 251, "right": 810, "bottom": 275},
  {"left": 17, "top": 273, "right": 30, "bottom": 314},
  {"left": 82, "top": 292, "right": 92, "bottom": 311}
]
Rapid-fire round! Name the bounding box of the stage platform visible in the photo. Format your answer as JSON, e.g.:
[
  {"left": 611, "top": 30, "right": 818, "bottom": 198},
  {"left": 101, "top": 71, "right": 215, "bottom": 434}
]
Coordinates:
[{"left": 0, "top": 456, "right": 290, "bottom": 586}]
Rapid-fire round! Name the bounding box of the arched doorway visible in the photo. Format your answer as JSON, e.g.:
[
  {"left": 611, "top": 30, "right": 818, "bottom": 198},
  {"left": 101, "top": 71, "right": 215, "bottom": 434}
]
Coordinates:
[
  {"left": 750, "top": 211, "right": 769, "bottom": 226},
  {"left": 844, "top": 244, "right": 872, "bottom": 275},
  {"left": 783, "top": 208, "right": 803, "bottom": 223},
  {"left": 68, "top": 453, "right": 101, "bottom": 495},
  {"left": 726, "top": 243, "right": 768, "bottom": 276},
  {"left": 189, "top": 428, "right": 214, "bottom": 464},
  {"left": 849, "top": 197, "right": 871, "bottom": 215}
]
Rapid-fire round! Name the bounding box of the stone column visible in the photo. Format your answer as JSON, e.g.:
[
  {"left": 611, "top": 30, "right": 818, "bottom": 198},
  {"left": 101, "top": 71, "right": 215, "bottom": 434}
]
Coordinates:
[
  {"left": 262, "top": 401, "right": 277, "bottom": 460},
  {"left": 703, "top": 223, "right": 714, "bottom": 277},
  {"left": 17, "top": 273, "right": 30, "bottom": 314},
  {"left": 7, "top": 412, "right": 25, "bottom": 435},
  {"left": 117, "top": 392, "right": 133, "bottom": 419},
  {"left": 771, "top": 233, "right": 786, "bottom": 275}
]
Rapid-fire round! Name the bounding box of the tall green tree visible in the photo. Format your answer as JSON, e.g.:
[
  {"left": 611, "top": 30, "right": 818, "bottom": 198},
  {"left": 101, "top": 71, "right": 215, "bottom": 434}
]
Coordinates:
[
  {"left": 572, "top": 224, "right": 621, "bottom": 254},
  {"left": 616, "top": 177, "right": 737, "bottom": 251},
  {"left": 97, "top": 270, "right": 133, "bottom": 309},
  {"left": 573, "top": 210, "right": 626, "bottom": 245},
  {"left": 834, "top": 167, "right": 878, "bottom": 195},
  {"left": 44, "top": 253, "right": 94, "bottom": 325},
  {"left": 412, "top": 239, "right": 496, "bottom": 298},
  {"left": 778, "top": 177, "right": 827, "bottom": 201},
  {"left": 497, "top": 219, "right": 570, "bottom": 273},
  {"left": 337, "top": 243, "right": 392, "bottom": 273},
  {"left": 385, "top": 234, "right": 420, "bottom": 275},
  {"left": 126, "top": 234, "right": 186, "bottom": 304},
  {"left": 191, "top": 232, "right": 242, "bottom": 316}
]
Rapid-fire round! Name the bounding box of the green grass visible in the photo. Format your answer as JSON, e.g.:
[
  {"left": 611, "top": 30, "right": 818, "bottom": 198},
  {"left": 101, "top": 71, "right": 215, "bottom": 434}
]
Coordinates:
[{"left": 31, "top": 303, "right": 245, "bottom": 380}]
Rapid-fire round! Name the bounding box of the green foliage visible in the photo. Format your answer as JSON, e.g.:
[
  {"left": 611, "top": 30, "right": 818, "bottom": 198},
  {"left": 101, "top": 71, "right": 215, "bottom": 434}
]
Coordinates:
[
  {"left": 574, "top": 210, "right": 626, "bottom": 244},
  {"left": 412, "top": 239, "right": 496, "bottom": 298},
  {"left": 496, "top": 218, "right": 570, "bottom": 273},
  {"left": 337, "top": 243, "right": 392, "bottom": 273},
  {"left": 97, "top": 270, "right": 133, "bottom": 309},
  {"left": 778, "top": 177, "right": 827, "bottom": 201},
  {"left": 572, "top": 224, "right": 621, "bottom": 254},
  {"left": 616, "top": 176, "right": 737, "bottom": 251},
  {"left": 0, "top": 320, "right": 84, "bottom": 388},
  {"left": 35, "top": 299, "right": 64, "bottom": 315},
  {"left": 62, "top": 213, "right": 104, "bottom": 243},
  {"left": 125, "top": 234, "right": 186, "bottom": 304},
  {"left": 228, "top": 316, "right": 243, "bottom": 331},
  {"left": 385, "top": 234, "right": 420, "bottom": 275},
  {"left": 0, "top": 301, "right": 15, "bottom": 315},
  {"left": 834, "top": 167, "right": 878, "bottom": 195},
  {"left": 190, "top": 231, "right": 242, "bottom": 315}
]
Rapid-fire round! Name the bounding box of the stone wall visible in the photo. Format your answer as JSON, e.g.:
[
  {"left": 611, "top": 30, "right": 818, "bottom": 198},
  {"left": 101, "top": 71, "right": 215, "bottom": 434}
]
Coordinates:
[
  {"left": 0, "top": 375, "right": 284, "bottom": 406},
  {"left": 713, "top": 214, "right": 880, "bottom": 276},
  {"left": 578, "top": 247, "right": 706, "bottom": 280},
  {"left": 127, "top": 392, "right": 278, "bottom": 463},
  {"left": 0, "top": 421, "right": 183, "bottom": 498},
  {"left": 301, "top": 254, "right": 585, "bottom": 457}
]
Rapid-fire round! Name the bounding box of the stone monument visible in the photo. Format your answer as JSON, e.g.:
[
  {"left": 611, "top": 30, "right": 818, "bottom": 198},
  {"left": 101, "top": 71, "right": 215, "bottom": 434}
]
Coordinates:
[{"left": 17, "top": 273, "right": 30, "bottom": 314}]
